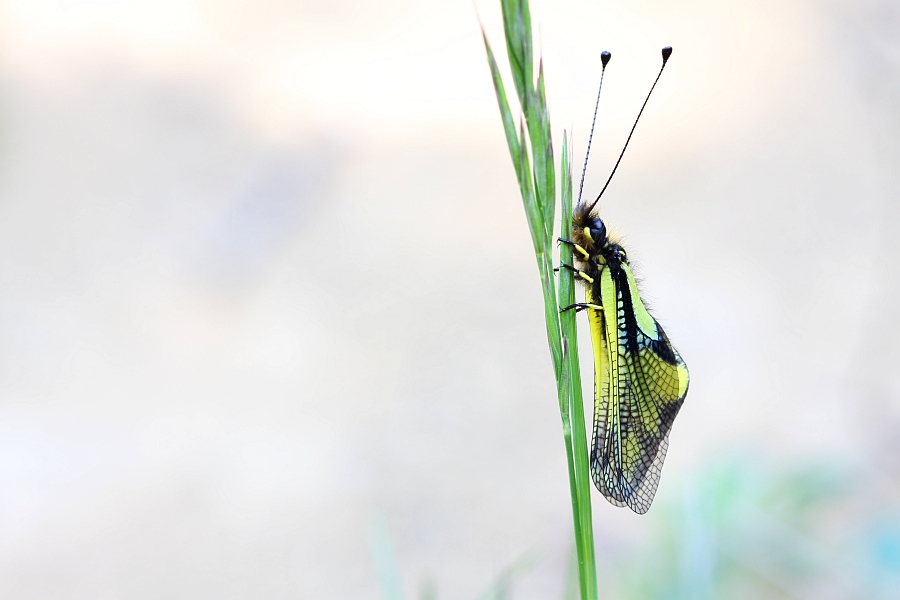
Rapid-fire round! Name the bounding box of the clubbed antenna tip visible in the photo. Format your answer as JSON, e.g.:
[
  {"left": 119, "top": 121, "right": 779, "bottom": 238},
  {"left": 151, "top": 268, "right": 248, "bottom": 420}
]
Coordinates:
[
  {"left": 662, "top": 46, "right": 672, "bottom": 64},
  {"left": 601, "top": 51, "right": 611, "bottom": 67}
]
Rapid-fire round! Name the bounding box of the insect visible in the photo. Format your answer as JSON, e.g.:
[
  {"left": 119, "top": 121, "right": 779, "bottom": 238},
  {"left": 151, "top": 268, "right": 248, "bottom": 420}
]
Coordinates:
[{"left": 560, "top": 46, "right": 689, "bottom": 514}]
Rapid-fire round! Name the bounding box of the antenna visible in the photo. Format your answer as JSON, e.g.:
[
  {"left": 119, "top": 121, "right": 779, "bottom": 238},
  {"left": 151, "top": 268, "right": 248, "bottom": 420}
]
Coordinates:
[
  {"left": 577, "top": 50, "right": 611, "bottom": 207},
  {"left": 585, "top": 46, "right": 672, "bottom": 214}
]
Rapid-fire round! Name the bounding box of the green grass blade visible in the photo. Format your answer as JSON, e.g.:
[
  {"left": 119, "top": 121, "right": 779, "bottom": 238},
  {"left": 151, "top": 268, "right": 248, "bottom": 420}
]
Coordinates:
[
  {"left": 562, "top": 542, "right": 579, "bottom": 600},
  {"left": 532, "top": 59, "right": 555, "bottom": 248},
  {"left": 559, "top": 132, "right": 597, "bottom": 600},
  {"left": 516, "top": 120, "right": 544, "bottom": 256},
  {"left": 540, "top": 254, "right": 563, "bottom": 379},
  {"left": 482, "top": 27, "right": 521, "bottom": 180},
  {"left": 500, "top": 0, "right": 533, "bottom": 109},
  {"left": 482, "top": 3, "right": 596, "bottom": 600}
]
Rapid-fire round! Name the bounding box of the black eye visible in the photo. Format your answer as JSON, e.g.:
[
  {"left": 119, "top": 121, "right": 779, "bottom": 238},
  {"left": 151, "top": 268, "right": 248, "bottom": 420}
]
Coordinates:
[{"left": 589, "top": 219, "right": 606, "bottom": 244}]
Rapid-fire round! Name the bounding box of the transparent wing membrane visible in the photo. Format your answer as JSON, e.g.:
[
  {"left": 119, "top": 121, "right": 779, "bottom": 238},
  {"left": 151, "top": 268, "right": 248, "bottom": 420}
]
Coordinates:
[{"left": 587, "top": 263, "right": 688, "bottom": 514}]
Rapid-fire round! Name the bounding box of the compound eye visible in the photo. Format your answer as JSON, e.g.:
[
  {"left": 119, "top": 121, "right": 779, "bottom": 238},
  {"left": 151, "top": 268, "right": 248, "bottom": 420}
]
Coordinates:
[{"left": 589, "top": 219, "right": 606, "bottom": 244}]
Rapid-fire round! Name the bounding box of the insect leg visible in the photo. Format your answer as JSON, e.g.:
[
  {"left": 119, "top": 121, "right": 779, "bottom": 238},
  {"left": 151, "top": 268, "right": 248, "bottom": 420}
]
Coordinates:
[
  {"left": 558, "top": 237, "right": 591, "bottom": 260},
  {"left": 560, "top": 302, "right": 603, "bottom": 313},
  {"left": 556, "top": 263, "right": 595, "bottom": 284}
]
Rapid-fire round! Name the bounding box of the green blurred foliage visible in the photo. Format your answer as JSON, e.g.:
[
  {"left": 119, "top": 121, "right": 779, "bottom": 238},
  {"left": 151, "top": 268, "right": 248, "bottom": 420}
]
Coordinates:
[
  {"left": 606, "top": 457, "right": 900, "bottom": 600},
  {"left": 372, "top": 457, "right": 900, "bottom": 600}
]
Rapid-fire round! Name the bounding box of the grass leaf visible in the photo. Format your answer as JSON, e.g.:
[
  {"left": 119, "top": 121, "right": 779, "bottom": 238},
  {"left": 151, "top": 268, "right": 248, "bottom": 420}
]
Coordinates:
[{"left": 483, "top": 3, "right": 597, "bottom": 599}]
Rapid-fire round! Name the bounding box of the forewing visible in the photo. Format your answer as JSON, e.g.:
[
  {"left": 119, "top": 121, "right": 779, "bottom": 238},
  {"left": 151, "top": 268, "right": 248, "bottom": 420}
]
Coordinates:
[{"left": 589, "top": 263, "right": 689, "bottom": 514}]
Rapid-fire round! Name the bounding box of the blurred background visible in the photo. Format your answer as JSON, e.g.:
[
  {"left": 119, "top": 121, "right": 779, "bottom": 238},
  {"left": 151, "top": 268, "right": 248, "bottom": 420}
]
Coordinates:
[{"left": 0, "top": 0, "right": 899, "bottom": 598}]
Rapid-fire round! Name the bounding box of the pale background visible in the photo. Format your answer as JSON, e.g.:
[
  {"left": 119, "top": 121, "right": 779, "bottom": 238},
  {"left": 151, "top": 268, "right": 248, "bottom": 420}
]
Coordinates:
[{"left": 1, "top": 0, "right": 899, "bottom": 598}]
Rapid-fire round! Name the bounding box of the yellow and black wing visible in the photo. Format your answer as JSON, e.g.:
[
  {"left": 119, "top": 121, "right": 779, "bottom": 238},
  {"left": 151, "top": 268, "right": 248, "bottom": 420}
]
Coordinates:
[{"left": 585, "top": 262, "right": 689, "bottom": 514}]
